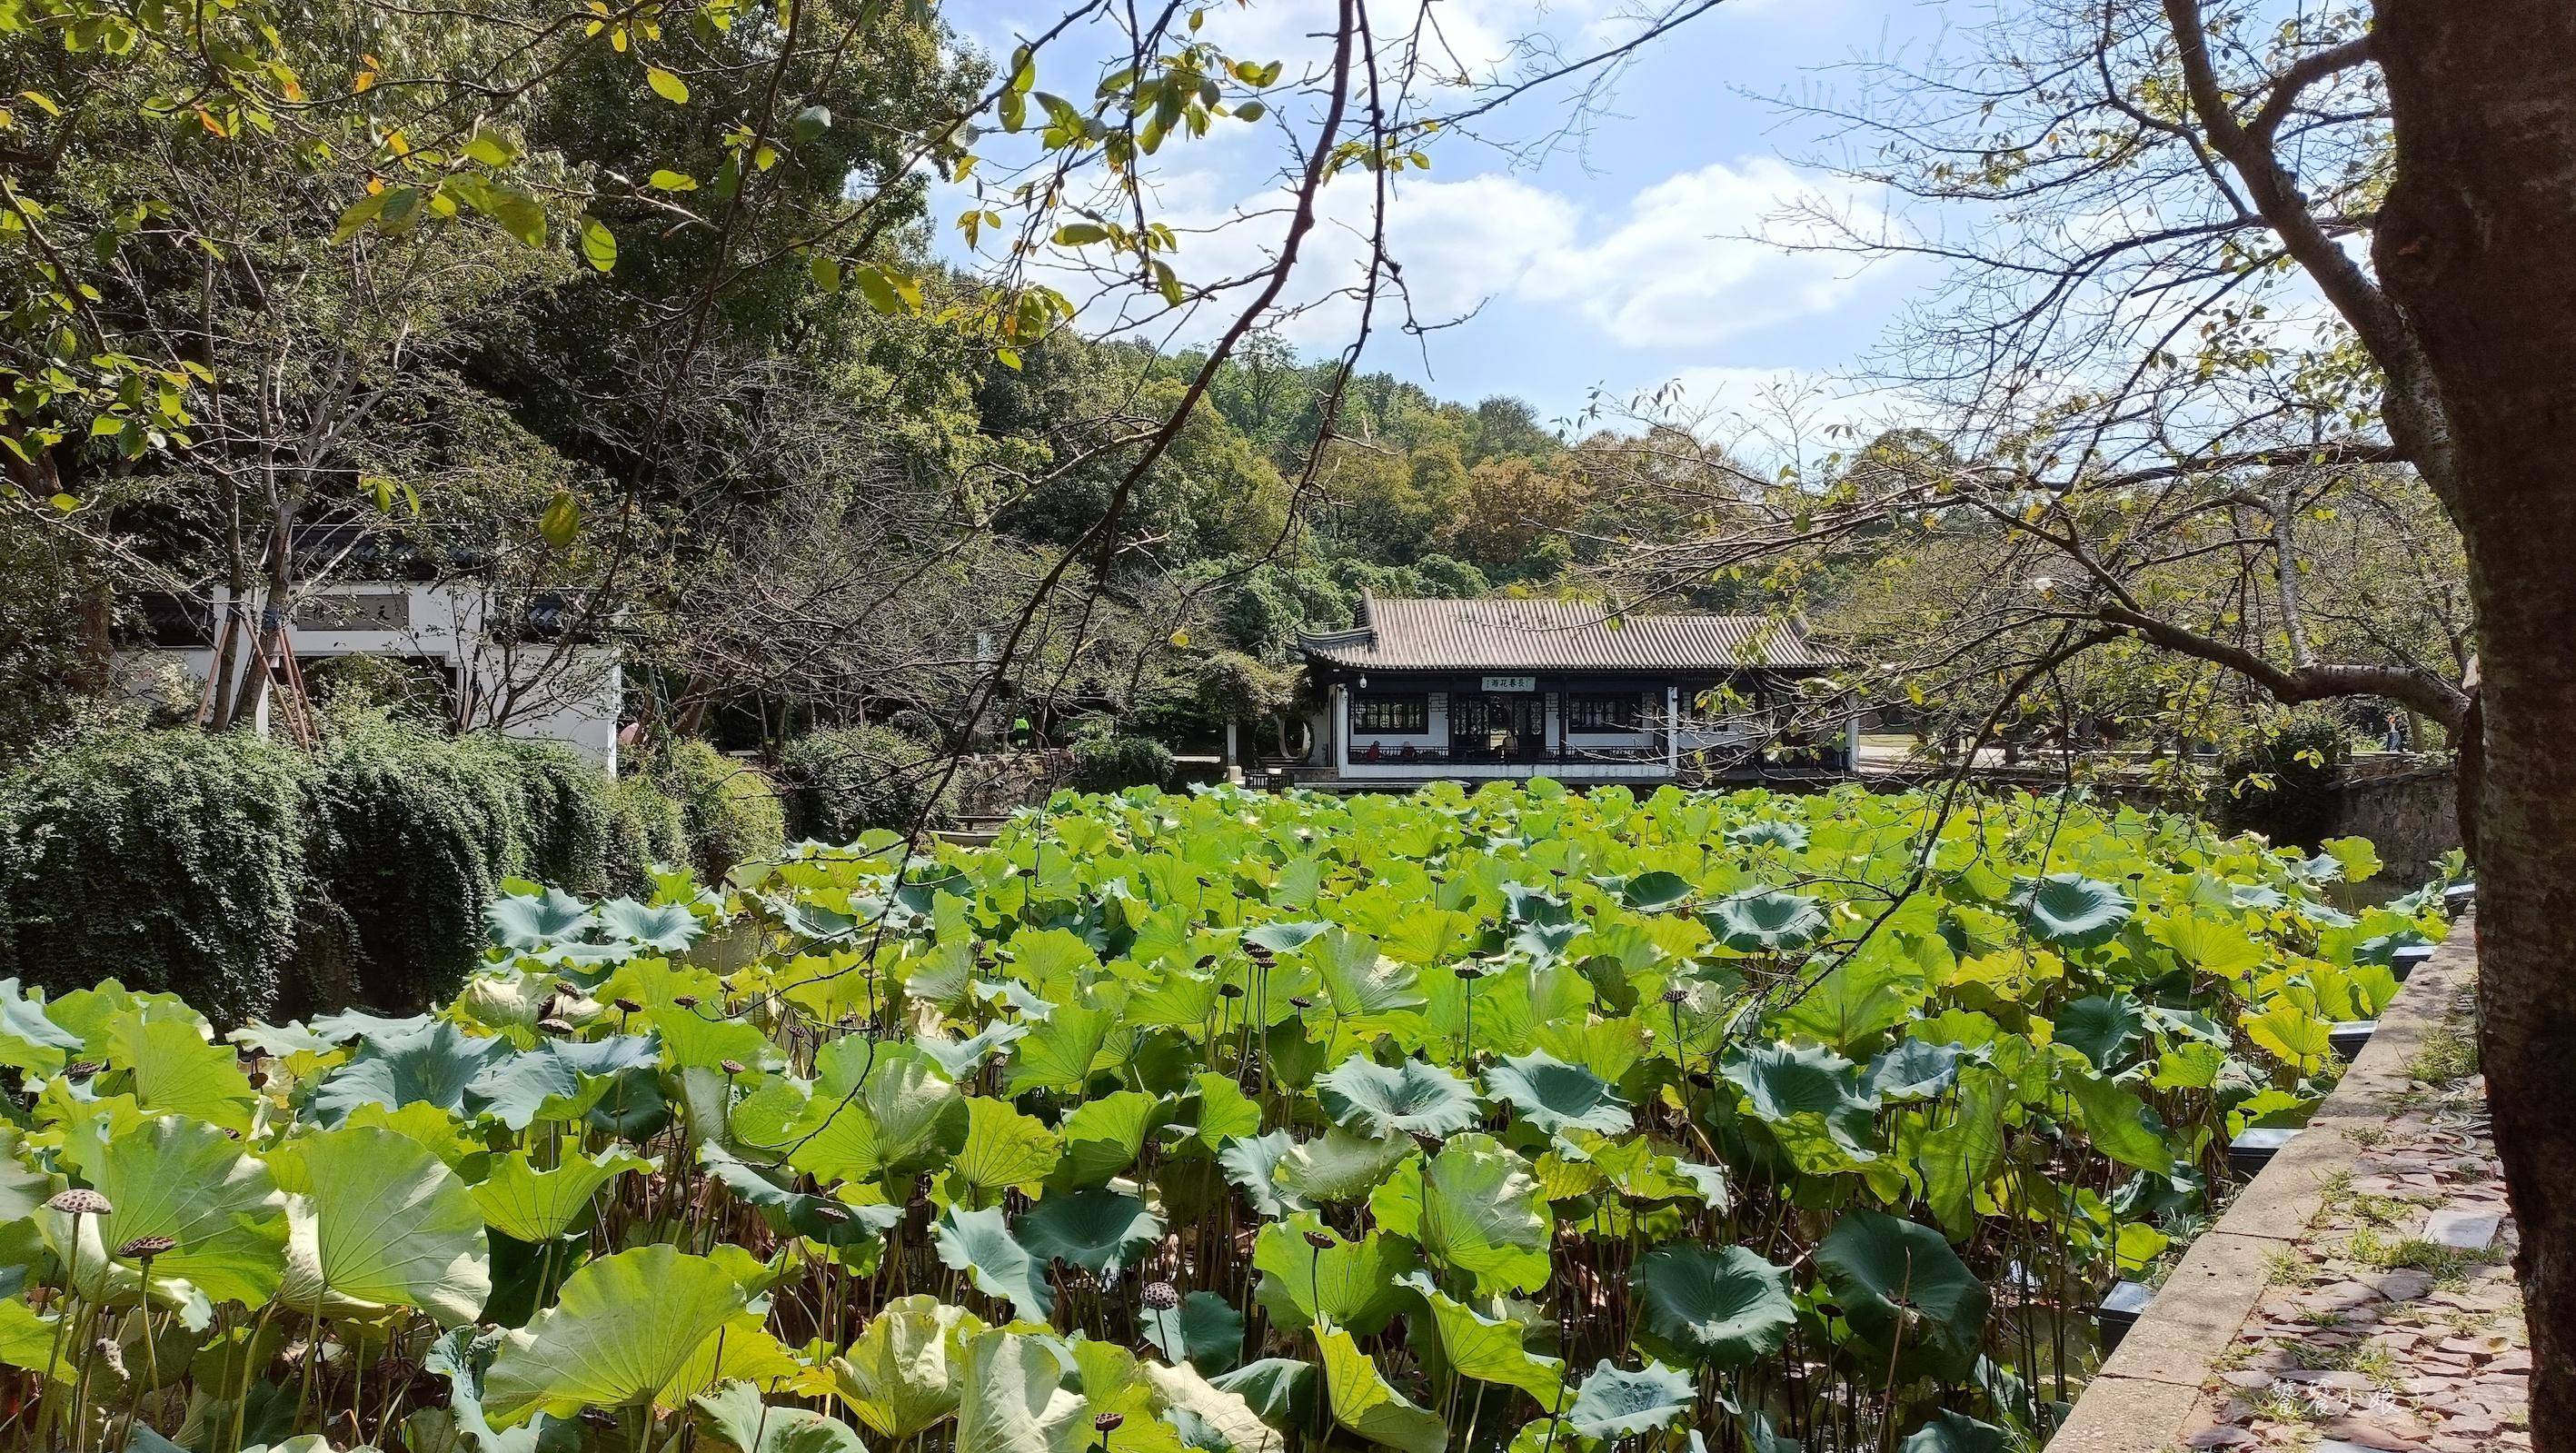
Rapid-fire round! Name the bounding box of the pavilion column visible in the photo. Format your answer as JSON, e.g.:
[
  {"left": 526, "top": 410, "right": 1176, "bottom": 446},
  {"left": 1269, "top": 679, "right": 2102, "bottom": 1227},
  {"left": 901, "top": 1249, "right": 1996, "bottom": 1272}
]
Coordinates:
[
  {"left": 1333, "top": 684, "right": 1350, "bottom": 777},
  {"left": 1667, "top": 685, "right": 1681, "bottom": 773}
]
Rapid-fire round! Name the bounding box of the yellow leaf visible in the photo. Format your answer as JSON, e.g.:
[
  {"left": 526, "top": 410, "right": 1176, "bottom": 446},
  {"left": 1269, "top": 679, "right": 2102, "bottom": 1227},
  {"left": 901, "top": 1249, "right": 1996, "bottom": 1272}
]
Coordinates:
[
  {"left": 48, "top": 493, "right": 78, "bottom": 512},
  {"left": 645, "top": 65, "right": 690, "bottom": 104},
  {"left": 1168, "top": 629, "right": 1190, "bottom": 649}
]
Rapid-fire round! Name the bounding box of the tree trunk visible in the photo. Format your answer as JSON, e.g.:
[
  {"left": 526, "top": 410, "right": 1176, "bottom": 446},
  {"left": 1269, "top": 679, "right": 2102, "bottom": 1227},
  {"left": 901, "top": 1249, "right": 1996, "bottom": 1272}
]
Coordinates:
[{"left": 2372, "top": 3, "right": 2576, "bottom": 1440}]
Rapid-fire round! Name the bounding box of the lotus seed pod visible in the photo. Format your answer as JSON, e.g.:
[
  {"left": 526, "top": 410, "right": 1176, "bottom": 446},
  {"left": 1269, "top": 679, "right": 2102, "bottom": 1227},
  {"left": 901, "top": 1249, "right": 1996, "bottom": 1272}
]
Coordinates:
[
  {"left": 672, "top": 994, "right": 701, "bottom": 1009},
  {"left": 614, "top": 997, "right": 643, "bottom": 1014},
  {"left": 1302, "top": 1230, "right": 1335, "bottom": 1250},
  {"left": 63, "top": 1060, "right": 103, "bottom": 1080},
  {"left": 117, "top": 1234, "right": 176, "bottom": 1259},
  {"left": 538, "top": 1017, "right": 574, "bottom": 1035},
  {"left": 1141, "top": 1280, "right": 1181, "bottom": 1311},
  {"left": 46, "top": 1188, "right": 111, "bottom": 1217},
  {"left": 1661, "top": 987, "right": 1688, "bottom": 1004},
  {"left": 721, "top": 1059, "right": 747, "bottom": 1076},
  {"left": 1093, "top": 1413, "right": 1124, "bottom": 1434},
  {"left": 1288, "top": 996, "right": 1313, "bottom": 1010}
]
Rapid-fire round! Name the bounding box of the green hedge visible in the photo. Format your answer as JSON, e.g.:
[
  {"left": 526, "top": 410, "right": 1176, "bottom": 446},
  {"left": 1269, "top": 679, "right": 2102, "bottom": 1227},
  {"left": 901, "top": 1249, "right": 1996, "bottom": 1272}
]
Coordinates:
[
  {"left": 0, "top": 730, "right": 308, "bottom": 1022},
  {"left": 654, "top": 738, "right": 784, "bottom": 878},
  {"left": 2211, "top": 709, "right": 2352, "bottom": 851},
  {"left": 1065, "top": 729, "right": 1174, "bottom": 792},
  {"left": 0, "top": 721, "right": 687, "bottom": 1021},
  {"left": 778, "top": 723, "right": 954, "bottom": 842}
]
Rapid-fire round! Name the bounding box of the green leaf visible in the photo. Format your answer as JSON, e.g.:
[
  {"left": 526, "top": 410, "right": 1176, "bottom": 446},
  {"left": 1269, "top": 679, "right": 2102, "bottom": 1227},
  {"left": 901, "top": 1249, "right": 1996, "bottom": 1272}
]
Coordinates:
[
  {"left": 1316, "top": 1326, "right": 1444, "bottom": 1453},
  {"left": 1005, "top": 1004, "right": 1112, "bottom": 1095},
  {"left": 693, "top": 1380, "right": 867, "bottom": 1453},
  {"left": 1055, "top": 1089, "right": 1163, "bottom": 1186},
  {"left": 954, "top": 1329, "right": 1084, "bottom": 1453},
  {"left": 311, "top": 1021, "right": 514, "bottom": 1127},
  {"left": 1395, "top": 1270, "right": 1563, "bottom": 1406},
  {"left": 1622, "top": 871, "right": 1695, "bottom": 911},
  {"left": 579, "top": 216, "right": 618, "bottom": 272},
  {"left": 2056, "top": 993, "right": 2146, "bottom": 1071},
  {"left": 2012, "top": 873, "right": 2134, "bottom": 949},
  {"left": 1252, "top": 1215, "right": 1415, "bottom": 1335},
  {"left": 483, "top": 1245, "right": 751, "bottom": 1424},
  {"left": 539, "top": 491, "right": 582, "bottom": 549},
  {"left": 1481, "top": 1050, "right": 1631, "bottom": 1135},
  {"left": 1369, "top": 1132, "right": 1550, "bottom": 1295},
  {"left": 269, "top": 1124, "right": 491, "bottom": 1326},
  {"left": 471, "top": 1147, "right": 650, "bottom": 1243},
  {"left": 1814, "top": 1210, "right": 1989, "bottom": 1380},
  {"left": 931, "top": 1206, "right": 1053, "bottom": 1322},
  {"left": 1141, "top": 1290, "right": 1244, "bottom": 1376},
  {"left": 829, "top": 1295, "right": 986, "bottom": 1439},
  {"left": 2061, "top": 1060, "right": 2178, "bottom": 1172},
  {"left": 645, "top": 65, "right": 691, "bottom": 103},
  {"left": 648, "top": 169, "right": 699, "bottom": 192},
  {"left": 1705, "top": 888, "right": 1826, "bottom": 952},
  {"left": 1630, "top": 1244, "right": 1795, "bottom": 1368},
  {"left": 98, "top": 1010, "right": 257, "bottom": 1131},
  {"left": 488, "top": 888, "right": 595, "bottom": 950},
  {"left": 55, "top": 1112, "right": 286, "bottom": 1308},
  {"left": 1274, "top": 1128, "right": 1410, "bottom": 1204},
  {"left": 1018, "top": 1187, "right": 1161, "bottom": 1281},
  {"left": 598, "top": 898, "right": 704, "bottom": 950},
  {"left": 1315, "top": 1056, "right": 1479, "bottom": 1139},
  {"left": 1566, "top": 1360, "right": 1694, "bottom": 1440},
  {"left": 1140, "top": 1360, "right": 1280, "bottom": 1453},
  {"left": 950, "top": 1097, "right": 1059, "bottom": 1199}
]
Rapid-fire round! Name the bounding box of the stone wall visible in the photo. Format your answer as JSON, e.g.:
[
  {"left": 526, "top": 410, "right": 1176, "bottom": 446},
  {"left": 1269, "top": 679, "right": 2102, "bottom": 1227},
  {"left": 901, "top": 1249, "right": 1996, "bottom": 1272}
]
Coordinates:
[{"left": 2325, "top": 760, "right": 2460, "bottom": 890}]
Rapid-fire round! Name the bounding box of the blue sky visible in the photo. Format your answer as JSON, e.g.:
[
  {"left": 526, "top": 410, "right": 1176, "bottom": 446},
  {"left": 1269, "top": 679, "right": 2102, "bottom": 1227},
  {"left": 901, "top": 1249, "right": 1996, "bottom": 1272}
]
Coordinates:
[{"left": 935, "top": 0, "right": 1952, "bottom": 431}]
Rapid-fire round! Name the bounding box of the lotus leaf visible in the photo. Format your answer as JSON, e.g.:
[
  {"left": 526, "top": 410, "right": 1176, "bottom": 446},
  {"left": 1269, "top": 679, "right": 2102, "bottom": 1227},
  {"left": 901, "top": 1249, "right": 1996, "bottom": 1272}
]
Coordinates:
[
  {"left": 1566, "top": 1359, "right": 1694, "bottom": 1439},
  {"left": 271, "top": 1125, "right": 491, "bottom": 1326},
  {"left": 1369, "top": 1132, "right": 1551, "bottom": 1295},
  {"left": 1815, "top": 1210, "right": 1990, "bottom": 1379},
  {"left": 693, "top": 1379, "right": 866, "bottom": 1453},
  {"left": 1316, "top": 1056, "right": 1480, "bottom": 1138},
  {"left": 1481, "top": 1050, "right": 1632, "bottom": 1135},
  {"left": 932, "top": 1206, "right": 1054, "bottom": 1322},
  {"left": 1316, "top": 1326, "right": 1444, "bottom": 1453},
  {"left": 2011, "top": 873, "right": 2134, "bottom": 949},
  {"left": 1142, "top": 1289, "right": 1245, "bottom": 1376},
  {"left": 1705, "top": 888, "right": 1827, "bottom": 953},
  {"left": 953, "top": 1329, "right": 1084, "bottom": 1453},
  {"left": 1018, "top": 1187, "right": 1161, "bottom": 1281},
  {"left": 829, "top": 1295, "right": 986, "bottom": 1439},
  {"left": 482, "top": 1245, "right": 751, "bottom": 1423},
  {"left": 1631, "top": 1244, "right": 1795, "bottom": 1368},
  {"left": 472, "top": 1147, "right": 651, "bottom": 1243}
]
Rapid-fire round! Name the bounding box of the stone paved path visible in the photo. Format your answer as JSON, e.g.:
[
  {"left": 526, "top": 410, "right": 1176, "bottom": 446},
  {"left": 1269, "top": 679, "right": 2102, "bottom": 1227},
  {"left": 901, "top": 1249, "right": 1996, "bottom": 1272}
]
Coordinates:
[{"left": 2183, "top": 982, "right": 2527, "bottom": 1453}]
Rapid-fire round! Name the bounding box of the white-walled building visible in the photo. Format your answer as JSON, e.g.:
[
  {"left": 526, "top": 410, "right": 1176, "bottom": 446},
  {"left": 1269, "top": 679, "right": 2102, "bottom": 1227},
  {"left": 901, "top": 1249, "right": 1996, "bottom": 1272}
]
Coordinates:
[{"left": 1292, "top": 596, "right": 1855, "bottom": 788}]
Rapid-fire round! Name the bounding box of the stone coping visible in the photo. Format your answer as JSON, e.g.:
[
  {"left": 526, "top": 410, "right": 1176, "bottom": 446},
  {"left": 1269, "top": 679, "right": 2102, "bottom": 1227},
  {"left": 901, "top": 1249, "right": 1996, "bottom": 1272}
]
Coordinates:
[{"left": 2046, "top": 914, "right": 2478, "bottom": 1453}]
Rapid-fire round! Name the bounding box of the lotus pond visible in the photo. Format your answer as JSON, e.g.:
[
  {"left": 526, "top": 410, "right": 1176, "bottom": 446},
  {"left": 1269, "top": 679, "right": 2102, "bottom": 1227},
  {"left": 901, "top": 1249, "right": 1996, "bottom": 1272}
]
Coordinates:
[{"left": 0, "top": 781, "right": 2450, "bottom": 1453}]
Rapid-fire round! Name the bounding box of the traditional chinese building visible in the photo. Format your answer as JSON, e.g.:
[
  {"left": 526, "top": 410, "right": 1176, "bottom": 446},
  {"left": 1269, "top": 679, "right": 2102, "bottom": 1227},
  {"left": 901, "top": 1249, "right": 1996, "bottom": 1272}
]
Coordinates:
[{"left": 1290, "top": 595, "right": 1855, "bottom": 787}]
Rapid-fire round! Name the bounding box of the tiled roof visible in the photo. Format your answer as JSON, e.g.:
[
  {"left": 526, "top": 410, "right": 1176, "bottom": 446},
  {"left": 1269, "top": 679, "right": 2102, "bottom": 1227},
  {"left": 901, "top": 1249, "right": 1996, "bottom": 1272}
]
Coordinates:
[{"left": 1298, "top": 596, "right": 1849, "bottom": 672}]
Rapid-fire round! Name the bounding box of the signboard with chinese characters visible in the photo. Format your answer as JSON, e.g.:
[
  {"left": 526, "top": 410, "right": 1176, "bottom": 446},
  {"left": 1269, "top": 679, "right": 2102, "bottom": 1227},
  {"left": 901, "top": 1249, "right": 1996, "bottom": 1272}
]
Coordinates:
[{"left": 1480, "top": 675, "right": 1537, "bottom": 692}]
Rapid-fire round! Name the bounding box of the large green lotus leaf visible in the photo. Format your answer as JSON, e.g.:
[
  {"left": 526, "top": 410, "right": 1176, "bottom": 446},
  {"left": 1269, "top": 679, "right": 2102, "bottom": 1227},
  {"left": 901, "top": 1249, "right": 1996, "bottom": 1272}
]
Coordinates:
[
  {"left": 488, "top": 889, "right": 596, "bottom": 950},
  {"left": 1815, "top": 1210, "right": 1989, "bottom": 1380},
  {"left": 465, "top": 1036, "right": 661, "bottom": 1131},
  {"left": 270, "top": 1125, "right": 490, "bottom": 1327},
  {"left": 700, "top": 1144, "right": 900, "bottom": 1250},
  {"left": 0, "top": 1296, "right": 65, "bottom": 1387},
  {"left": 1252, "top": 1215, "right": 1417, "bottom": 1335},
  {"left": 53, "top": 1112, "right": 286, "bottom": 1307},
  {"left": 1620, "top": 871, "right": 1696, "bottom": 911},
  {"left": 423, "top": 1324, "right": 582, "bottom": 1453},
  {"left": 1630, "top": 1244, "right": 1795, "bottom": 1368},
  {"left": 597, "top": 898, "right": 706, "bottom": 952},
  {"left": 658, "top": 1312, "right": 808, "bottom": 1410},
  {"left": 830, "top": 1295, "right": 987, "bottom": 1439},
  {"left": 791, "top": 1045, "right": 969, "bottom": 1183},
  {"left": 97, "top": 1010, "right": 257, "bottom": 1132},
  {"left": 1315, "top": 1057, "right": 1480, "bottom": 1139},
  {"left": 1187, "top": 1073, "right": 1262, "bottom": 1148},
  {"left": 1018, "top": 1188, "right": 1162, "bottom": 1281},
  {"left": 1915, "top": 1074, "right": 2007, "bottom": 1237},
  {"left": 1864, "top": 1040, "right": 1965, "bottom": 1102},
  {"left": 1142, "top": 1290, "right": 1244, "bottom": 1376},
  {"left": 1004, "top": 1004, "right": 1114, "bottom": 1095},
  {"left": 1719, "top": 1042, "right": 1880, "bottom": 1161},
  {"left": 1056, "top": 1090, "right": 1167, "bottom": 1187},
  {"left": 1208, "top": 1358, "right": 1316, "bottom": 1432},
  {"left": 1274, "top": 1129, "right": 1413, "bottom": 1204},
  {"left": 2056, "top": 993, "right": 2146, "bottom": 1071},
  {"left": 471, "top": 1148, "right": 651, "bottom": 1243},
  {"left": 1704, "top": 889, "right": 1826, "bottom": 953},
  {"left": 932, "top": 1206, "right": 1054, "bottom": 1322},
  {"left": 1395, "top": 1270, "right": 1564, "bottom": 1407},
  {"left": 1369, "top": 1132, "right": 1550, "bottom": 1296},
  {"left": 311, "top": 1021, "right": 515, "bottom": 1128},
  {"left": 1141, "top": 1360, "right": 1281, "bottom": 1453},
  {"left": 1481, "top": 1050, "right": 1631, "bottom": 1135},
  {"left": 950, "top": 1097, "right": 1061, "bottom": 1200},
  {"left": 1566, "top": 1360, "right": 1694, "bottom": 1440},
  {"left": 1774, "top": 939, "right": 1925, "bottom": 1051},
  {"left": 2153, "top": 911, "right": 2266, "bottom": 979},
  {"left": 1310, "top": 929, "right": 1427, "bottom": 1028},
  {"left": 1242, "top": 921, "right": 1330, "bottom": 954},
  {"left": 1316, "top": 1326, "right": 1444, "bottom": 1453},
  {"left": 2058, "top": 1060, "right": 2177, "bottom": 1173},
  {"left": 0, "top": 978, "right": 83, "bottom": 1076},
  {"left": 954, "top": 1329, "right": 1084, "bottom": 1453},
  {"left": 1217, "top": 1130, "right": 1310, "bottom": 1219},
  {"left": 1725, "top": 819, "right": 1810, "bottom": 851},
  {"left": 2011, "top": 873, "right": 2134, "bottom": 950},
  {"left": 693, "top": 1379, "right": 865, "bottom": 1453},
  {"left": 482, "top": 1245, "right": 751, "bottom": 1425},
  {"left": 915, "top": 1022, "right": 1029, "bottom": 1080}
]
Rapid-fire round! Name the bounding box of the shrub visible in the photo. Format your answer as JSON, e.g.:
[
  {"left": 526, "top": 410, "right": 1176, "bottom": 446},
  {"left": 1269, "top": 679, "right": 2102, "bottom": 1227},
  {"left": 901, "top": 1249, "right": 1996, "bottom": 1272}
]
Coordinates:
[
  {"left": 655, "top": 738, "right": 785, "bottom": 878},
  {"left": 1065, "top": 727, "right": 1174, "bottom": 792},
  {"left": 0, "top": 729, "right": 308, "bottom": 1020},
  {"left": 777, "top": 723, "right": 953, "bottom": 842},
  {"left": 607, "top": 771, "right": 690, "bottom": 883},
  {"left": 2211, "top": 709, "right": 2352, "bottom": 850},
  {"left": 477, "top": 734, "right": 626, "bottom": 891}
]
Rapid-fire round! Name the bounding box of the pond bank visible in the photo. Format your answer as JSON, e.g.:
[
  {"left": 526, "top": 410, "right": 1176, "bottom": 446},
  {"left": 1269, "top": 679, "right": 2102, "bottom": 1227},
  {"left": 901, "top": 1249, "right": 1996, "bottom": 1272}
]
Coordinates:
[{"left": 2050, "top": 919, "right": 2524, "bottom": 1453}]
